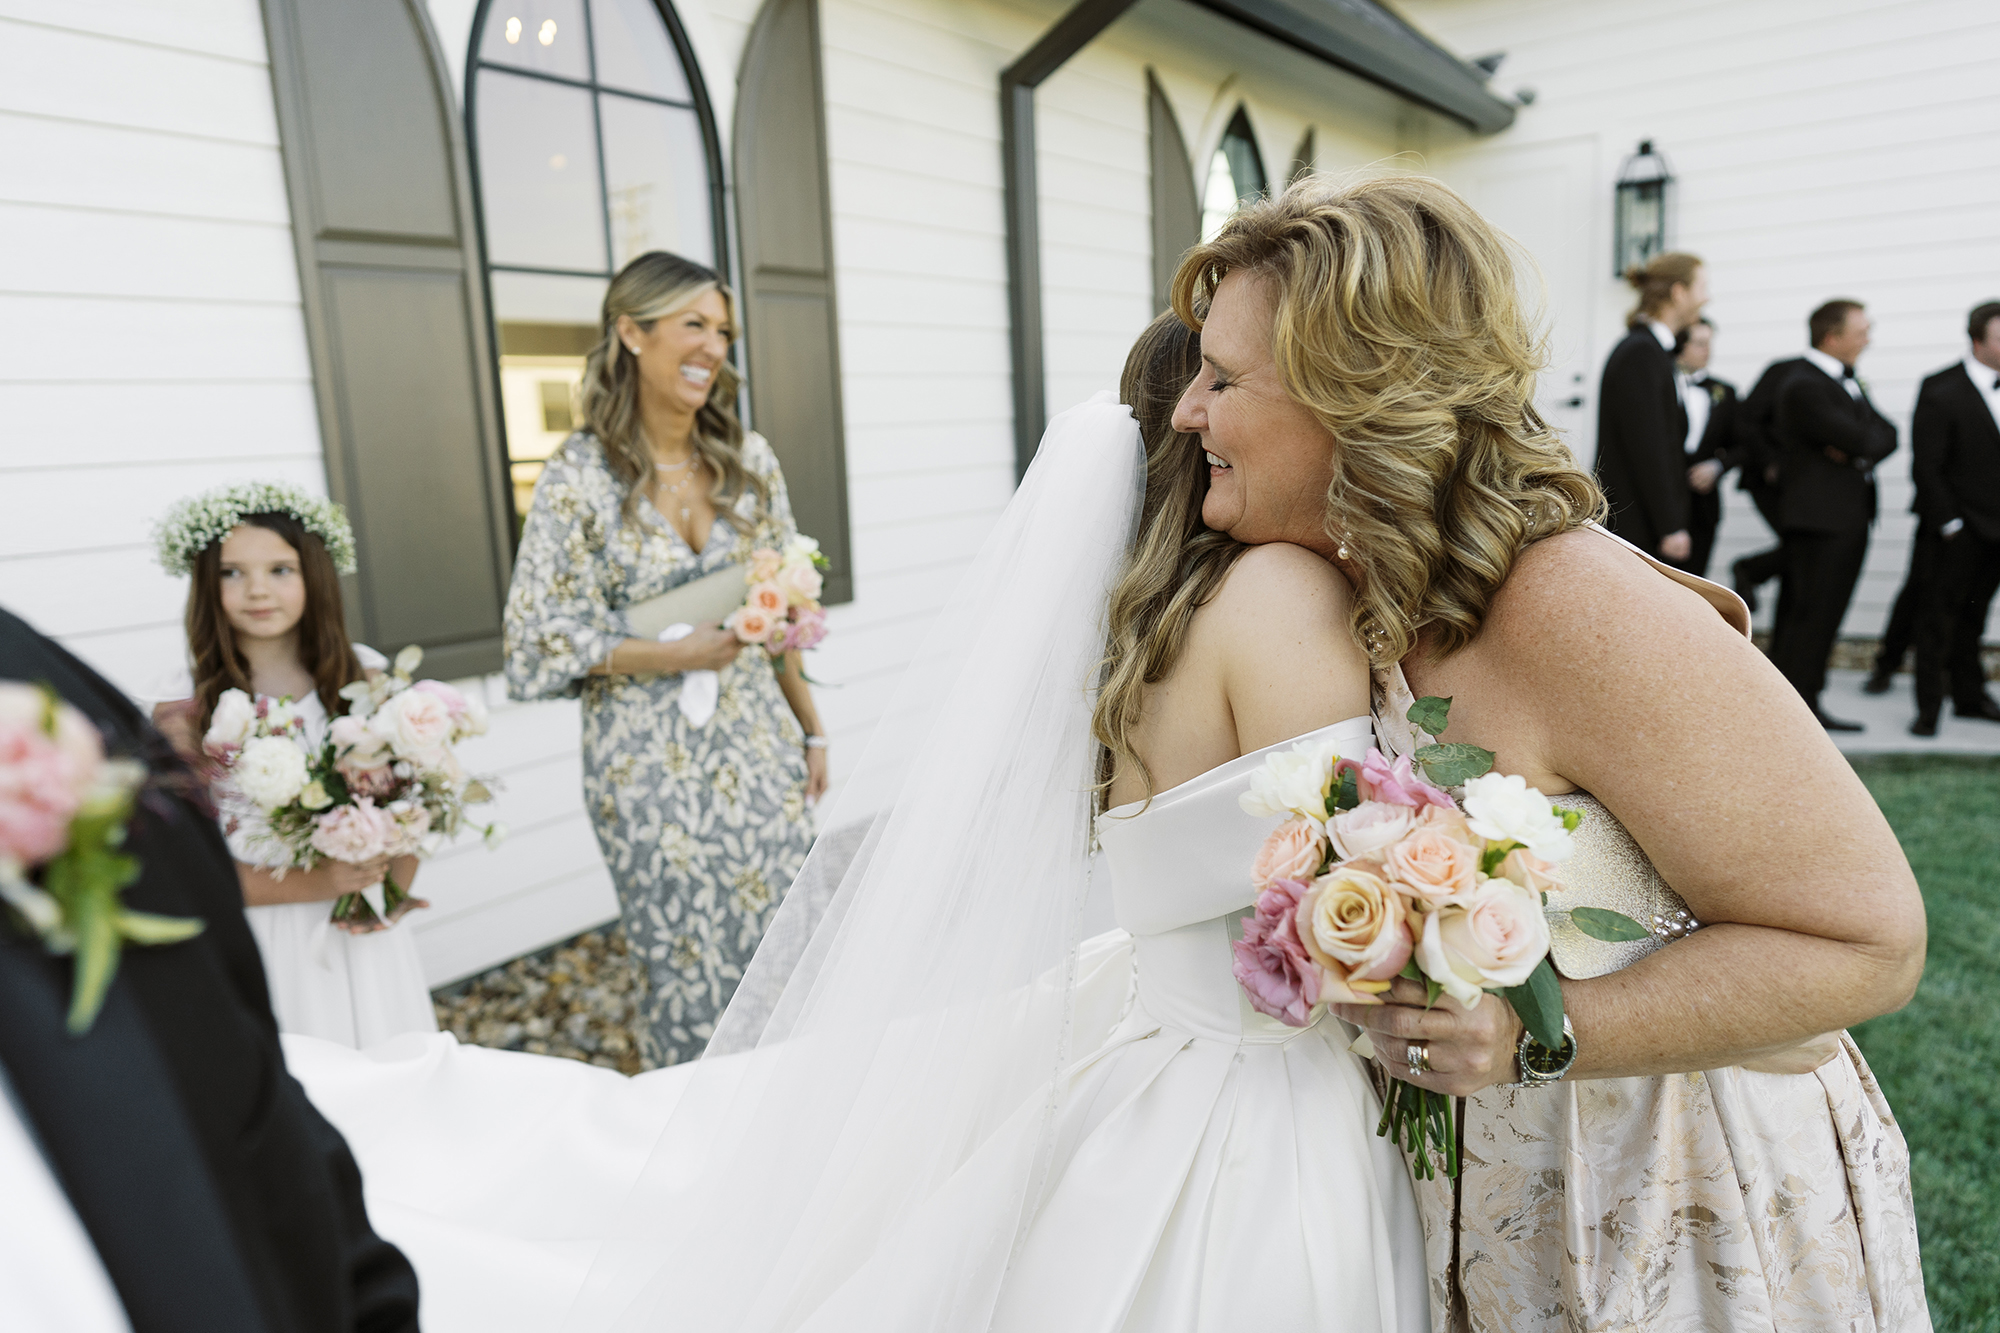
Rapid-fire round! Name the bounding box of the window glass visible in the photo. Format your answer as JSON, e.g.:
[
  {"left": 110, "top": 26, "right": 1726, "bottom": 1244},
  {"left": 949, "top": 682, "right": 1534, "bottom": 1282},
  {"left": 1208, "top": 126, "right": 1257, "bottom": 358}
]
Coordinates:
[
  {"left": 1201, "top": 107, "right": 1267, "bottom": 242},
  {"left": 490, "top": 272, "right": 607, "bottom": 520},
  {"left": 600, "top": 94, "right": 711, "bottom": 269},
  {"left": 590, "top": 0, "right": 691, "bottom": 101},
  {"left": 475, "top": 71, "right": 608, "bottom": 271},
  {"left": 478, "top": 0, "right": 590, "bottom": 81}
]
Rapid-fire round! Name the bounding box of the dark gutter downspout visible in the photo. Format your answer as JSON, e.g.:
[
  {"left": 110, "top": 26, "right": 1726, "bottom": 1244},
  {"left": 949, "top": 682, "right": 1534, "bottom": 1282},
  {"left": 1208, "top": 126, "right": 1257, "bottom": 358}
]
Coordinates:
[{"left": 1002, "top": 0, "right": 1143, "bottom": 480}]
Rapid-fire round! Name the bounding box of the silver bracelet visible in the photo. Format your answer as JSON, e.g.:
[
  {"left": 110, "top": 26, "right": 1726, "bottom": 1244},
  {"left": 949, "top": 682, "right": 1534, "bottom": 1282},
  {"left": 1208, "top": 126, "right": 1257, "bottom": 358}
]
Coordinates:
[{"left": 803, "top": 734, "right": 828, "bottom": 750}]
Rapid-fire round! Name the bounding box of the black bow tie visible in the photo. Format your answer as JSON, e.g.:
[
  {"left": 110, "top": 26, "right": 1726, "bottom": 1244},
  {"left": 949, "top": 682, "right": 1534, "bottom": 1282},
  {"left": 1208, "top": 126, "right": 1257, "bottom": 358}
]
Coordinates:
[{"left": 1840, "top": 365, "right": 1856, "bottom": 379}]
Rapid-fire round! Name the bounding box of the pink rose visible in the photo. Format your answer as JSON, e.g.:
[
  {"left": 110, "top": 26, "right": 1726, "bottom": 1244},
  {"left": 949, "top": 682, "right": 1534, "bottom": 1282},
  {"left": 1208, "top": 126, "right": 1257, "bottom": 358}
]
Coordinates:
[
  {"left": 747, "top": 547, "right": 783, "bottom": 583},
  {"left": 1383, "top": 827, "right": 1480, "bottom": 905},
  {"left": 788, "top": 607, "right": 828, "bottom": 651},
  {"left": 730, "top": 606, "right": 774, "bottom": 645},
  {"left": 1416, "top": 877, "right": 1551, "bottom": 1007},
  {"left": 1231, "top": 879, "right": 1322, "bottom": 1027},
  {"left": 1360, "top": 748, "right": 1456, "bottom": 811},
  {"left": 0, "top": 697, "right": 90, "bottom": 864},
  {"left": 1329, "top": 800, "right": 1416, "bottom": 862},
  {"left": 309, "top": 798, "right": 396, "bottom": 865},
  {"left": 1499, "top": 847, "right": 1560, "bottom": 896},
  {"left": 1252, "top": 816, "right": 1327, "bottom": 890},
  {"left": 412, "top": 679, "right": 470, "bottom": 720},
  {"left": 777, "top": 560, "right": 823, "bottom": 607},
  {"left": 1297, "top": 866, "right": 1415, "bottom": 1002},
  {"left": 369, "top": 688, "right": 452, "bottom": 758}
]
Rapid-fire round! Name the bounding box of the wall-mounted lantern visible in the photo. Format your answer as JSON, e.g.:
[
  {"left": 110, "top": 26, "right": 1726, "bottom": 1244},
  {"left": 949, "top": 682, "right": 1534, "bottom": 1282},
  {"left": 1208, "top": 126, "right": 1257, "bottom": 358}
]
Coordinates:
[{"left": 1614, "top": 140, "right": 1673, "bottom": 277}]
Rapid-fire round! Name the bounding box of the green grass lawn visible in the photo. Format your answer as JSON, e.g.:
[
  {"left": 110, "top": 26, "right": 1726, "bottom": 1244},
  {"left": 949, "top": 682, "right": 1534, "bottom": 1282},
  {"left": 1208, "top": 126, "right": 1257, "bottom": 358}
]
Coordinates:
[{"left": 1849, "top": 754, "right": 2000, "bottom": 1331}]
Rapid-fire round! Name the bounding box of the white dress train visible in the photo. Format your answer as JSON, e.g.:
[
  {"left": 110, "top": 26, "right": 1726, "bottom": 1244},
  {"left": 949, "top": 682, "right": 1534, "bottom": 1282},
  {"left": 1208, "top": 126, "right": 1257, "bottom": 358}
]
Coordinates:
[{"left": 285, "top": 715, "right": 1427, "bottom": 1332}]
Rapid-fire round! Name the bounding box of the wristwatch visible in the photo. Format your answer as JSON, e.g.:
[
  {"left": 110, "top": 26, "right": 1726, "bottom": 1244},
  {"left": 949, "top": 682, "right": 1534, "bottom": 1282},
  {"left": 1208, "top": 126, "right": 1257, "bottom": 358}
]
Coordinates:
[{"left": 1514, "top": 1014, "right": 1577, "bottom": 1087}]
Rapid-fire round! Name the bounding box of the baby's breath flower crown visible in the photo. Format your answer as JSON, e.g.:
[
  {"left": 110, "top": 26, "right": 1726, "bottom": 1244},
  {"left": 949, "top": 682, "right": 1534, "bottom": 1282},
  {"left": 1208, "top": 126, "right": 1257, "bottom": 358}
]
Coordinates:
[{"left": 153, "top": 480, "right": 357, "bottom": 578}]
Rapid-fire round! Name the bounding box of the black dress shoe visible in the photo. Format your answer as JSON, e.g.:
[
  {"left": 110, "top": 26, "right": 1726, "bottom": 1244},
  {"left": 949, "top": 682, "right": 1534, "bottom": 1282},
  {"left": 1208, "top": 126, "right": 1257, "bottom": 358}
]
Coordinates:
[
  {"left": 1954, "top": 696, "right": 2000, "bottom": 723},
  {"left": 1729, "top": 559, "right": 1758, "bottom": 616},
  {"left": 1861, "top": 671, "right": 1894, "bottom": 695},
  {"left": 1910, "top": 714, "right": 1939, "bottom": 738},
  {"left": 1813, "top": 710, "right": 1865, "bottom": 733}
]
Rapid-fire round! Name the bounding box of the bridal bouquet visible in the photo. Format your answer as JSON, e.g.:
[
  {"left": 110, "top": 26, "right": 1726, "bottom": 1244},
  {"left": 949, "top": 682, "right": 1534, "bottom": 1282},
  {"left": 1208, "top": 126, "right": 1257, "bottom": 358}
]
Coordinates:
[
  {"left": 1, "top": 682, "right": 202, "bottom": 1032},
  {"left": 725, "top": 534, "right": 831, "bottom": 662},
  {"left": 204, "top": 646, "right": 501, "bottom": 929},
  {"left": 1231, "top": 696, "right": 1645, "bottom": 1178}
]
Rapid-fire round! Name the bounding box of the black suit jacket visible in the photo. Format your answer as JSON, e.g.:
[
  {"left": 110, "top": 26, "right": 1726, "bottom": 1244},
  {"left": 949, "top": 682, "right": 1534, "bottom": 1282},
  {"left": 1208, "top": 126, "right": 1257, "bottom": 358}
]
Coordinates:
[
  {"left": 1775, "top": 361, "right": 1898, "bottom": 535},
  {"left": 1686, "top": 373, "right": 1740, "bottom": 532},
  {"left": 1912, "top": 361, "right": 2000, "bottom": 542},
  {"left": 1595, "top": 325, "right": 1689, "bottom": 553},
  {"left": 0, "top": 607, "right": 420, "bottom": 1333},
  {"left": 1733, "top": 357, "right": 1809, "bottom": 496}
]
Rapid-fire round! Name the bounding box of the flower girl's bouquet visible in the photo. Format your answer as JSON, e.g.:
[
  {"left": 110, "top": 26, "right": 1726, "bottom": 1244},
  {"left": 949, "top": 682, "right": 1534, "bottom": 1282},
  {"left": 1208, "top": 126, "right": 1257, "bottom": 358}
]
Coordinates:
[
  {"left": 204, "top": 646, "right": 501, "bottom": 929},
  {"left": 724, "top": 534, "right": 831, "bottom": 664},
  {"left": 1231, "top": 696, "right": 1646, "bottom": 1179}
]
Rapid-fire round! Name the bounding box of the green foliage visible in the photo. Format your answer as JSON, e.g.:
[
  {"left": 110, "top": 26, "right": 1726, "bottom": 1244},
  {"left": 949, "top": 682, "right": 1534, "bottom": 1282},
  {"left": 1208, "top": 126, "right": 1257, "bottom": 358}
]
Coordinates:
[
  {"left": 1848, "top": 755, "right": 2000, "bottom": 1331},
  {"left": 1406, "top": 695, "right": 1452, "bottom": 736},
  {"left": 1502, "top": 957, "right": 1565, "bottom": 1050},
  {"left": 1554, "top": 805, "right": 1584, "bottom": 832},
  {"left": 1414, "top": 741, "right": 1496, "bottom": 788},
  {"left": 1480, "top": 840, "right": 1520, "bottom": 877},
  {"left": 1570, "top": 906, "right": 1650, "bottom": 942},
  {"left": 1330, "top": 762, "right": 1360, "bottom": 814}
]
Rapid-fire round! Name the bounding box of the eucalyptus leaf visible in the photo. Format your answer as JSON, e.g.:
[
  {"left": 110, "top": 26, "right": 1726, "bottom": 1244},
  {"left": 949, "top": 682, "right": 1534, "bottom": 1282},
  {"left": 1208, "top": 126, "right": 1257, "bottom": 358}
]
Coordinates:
[
  {"left": 1406, "top": 695, "right": 1452, "bottom": 737},
  {"left": 1570, "top": 906, "right": 1651, "bottom": 943},
  {"left": 1502, "top": 957, "right": 1565, "bottom": 1049},
  {"left": 1414, "top": 741, "right": 1496, "bottom": 788}
]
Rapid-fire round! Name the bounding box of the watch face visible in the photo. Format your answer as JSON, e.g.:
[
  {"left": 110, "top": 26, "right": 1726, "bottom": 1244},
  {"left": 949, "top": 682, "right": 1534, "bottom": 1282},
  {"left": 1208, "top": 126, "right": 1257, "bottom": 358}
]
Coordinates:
[{"left": 1523, "top": 1036, "right": 1575, "bottom": 1078}]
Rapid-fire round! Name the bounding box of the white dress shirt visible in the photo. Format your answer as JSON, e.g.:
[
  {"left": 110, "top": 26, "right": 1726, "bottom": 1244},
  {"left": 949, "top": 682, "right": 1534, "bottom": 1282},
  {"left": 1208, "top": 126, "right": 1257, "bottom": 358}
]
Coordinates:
[
  {"left": 1679, "top": 371, "right": 1712, "bottom": 455},
  {"left": 1646, "top": 319, "right": 1676, "bottom": 351},
  {"left": 1963, "top": 355, "right": 2000, "bottom": 435},
  {"left": 0, "top": 1067, "right": 134, "bottom": 1333},
  {"left": 1803, "top": 345, "right": 1862, "bottom": 398}
]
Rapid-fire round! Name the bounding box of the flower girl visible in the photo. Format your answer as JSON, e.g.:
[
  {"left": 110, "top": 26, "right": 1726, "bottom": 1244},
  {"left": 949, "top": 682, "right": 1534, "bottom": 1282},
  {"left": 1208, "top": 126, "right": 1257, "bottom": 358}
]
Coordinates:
[{"left": 150, "top": 481, "right": 437, "bottom": 1047}]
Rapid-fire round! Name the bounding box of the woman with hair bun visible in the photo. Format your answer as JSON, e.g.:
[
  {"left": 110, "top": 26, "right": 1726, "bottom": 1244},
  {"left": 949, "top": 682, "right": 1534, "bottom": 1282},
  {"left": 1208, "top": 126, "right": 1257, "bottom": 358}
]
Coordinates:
[
  {"left": 1172, "top": 176, "right": 1927, "bottom": 1331},
  {"left": 1596, "top": 252, "right": 1710, "bottom": 568},
  {"left": 503, "top": 250, "right": 826, "bottom": 1068}
]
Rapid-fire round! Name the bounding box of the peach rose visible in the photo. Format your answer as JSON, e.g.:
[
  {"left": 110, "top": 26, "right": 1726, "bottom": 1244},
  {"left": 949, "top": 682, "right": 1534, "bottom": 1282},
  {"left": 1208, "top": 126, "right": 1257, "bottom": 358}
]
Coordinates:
[
  {"left": 730, "top": 606, "right": 774, "bottom": 644},
  {"left": 747, "top": 548, "right": 783, "bottom": 583},
  {"left": 1416, "top": 877, "right": 1550, "bottom": 1006},
  {"left": 1252, "top": 817, "right": 1327, "bottom": 890},
  {"left": 777, "top": 559, "right": 824, "bottom": 606},
  {"left": 1296, "top": 866, "right": 1414, "bottom": 1002},
  {"left": 747, "top": 582, "right": 787, "bottom": 617},
  {"left": 1330, "top": 800, "right": 1417, "bottom": 862},
  {"left": 1498, "top": 847, "right": 1560, "bottom": 896},
  {"left": 1383, "top": 826, "right": 1480, "bottom": 905}
]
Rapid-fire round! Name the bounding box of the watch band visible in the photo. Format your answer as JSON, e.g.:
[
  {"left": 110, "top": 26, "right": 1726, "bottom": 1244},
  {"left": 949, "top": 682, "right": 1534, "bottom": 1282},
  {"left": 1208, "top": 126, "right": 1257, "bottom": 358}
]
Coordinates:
[{"left": 1515, "top": 1014, "right": 1577, "bottom": 1087}]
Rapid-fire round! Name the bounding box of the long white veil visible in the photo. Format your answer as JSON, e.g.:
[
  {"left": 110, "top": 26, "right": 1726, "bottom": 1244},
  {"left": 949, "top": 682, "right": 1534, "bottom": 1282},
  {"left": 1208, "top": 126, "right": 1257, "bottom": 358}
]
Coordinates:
[{"left": 565, "top": 392, "right": 1145, "bottom": 1331}]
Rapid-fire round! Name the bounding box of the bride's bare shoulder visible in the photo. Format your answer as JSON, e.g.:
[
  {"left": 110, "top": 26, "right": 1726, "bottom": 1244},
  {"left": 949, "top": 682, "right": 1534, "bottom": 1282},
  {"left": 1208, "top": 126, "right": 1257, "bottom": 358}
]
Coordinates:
[
  {"left": 1206, "top": 540, "right": 1355, "bottom": 619},
  {"left": 1191, "top": 543, "right": 1368, "bottom": 746}
]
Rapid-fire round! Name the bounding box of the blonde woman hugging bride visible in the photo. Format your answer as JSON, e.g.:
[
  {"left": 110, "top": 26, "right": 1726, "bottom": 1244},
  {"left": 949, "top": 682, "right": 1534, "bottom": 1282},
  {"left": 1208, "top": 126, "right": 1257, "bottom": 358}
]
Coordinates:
[{"left": 281, "top": 175, "right": 1926, "bottom": 1333}]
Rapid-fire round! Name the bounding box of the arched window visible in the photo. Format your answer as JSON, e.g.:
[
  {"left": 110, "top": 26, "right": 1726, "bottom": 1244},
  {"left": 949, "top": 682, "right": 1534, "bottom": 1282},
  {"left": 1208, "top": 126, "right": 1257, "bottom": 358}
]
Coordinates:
[
  {"left": 467, "top": 0, "right": 725, "bottom": 520},
  {"left": 1200, "top": 106, "right": 1267, "bottom": 242}
]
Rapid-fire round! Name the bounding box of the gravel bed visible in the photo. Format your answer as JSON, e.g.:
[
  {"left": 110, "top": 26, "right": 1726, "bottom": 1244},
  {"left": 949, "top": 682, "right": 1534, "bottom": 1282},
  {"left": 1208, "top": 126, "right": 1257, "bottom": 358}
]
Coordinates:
[{"left": 431, "top": 927, "right": 650, "bottom": 1075}]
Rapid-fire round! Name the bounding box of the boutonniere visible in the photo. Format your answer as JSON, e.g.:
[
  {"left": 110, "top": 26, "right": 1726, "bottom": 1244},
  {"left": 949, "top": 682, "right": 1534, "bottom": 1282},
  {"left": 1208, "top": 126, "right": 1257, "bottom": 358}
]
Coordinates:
[
  {"left": 1708, "top": 383, "right": 1726, "bottom": 405},
  {"left": 0, "top": 682, "right": 203, "bottom": 1033}
]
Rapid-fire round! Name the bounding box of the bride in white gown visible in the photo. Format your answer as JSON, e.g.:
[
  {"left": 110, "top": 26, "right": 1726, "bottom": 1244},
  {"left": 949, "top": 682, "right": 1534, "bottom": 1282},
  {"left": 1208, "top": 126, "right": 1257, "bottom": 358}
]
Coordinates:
[{"left": 286, "top": 313, "right": 1427, "bottom": 1331}]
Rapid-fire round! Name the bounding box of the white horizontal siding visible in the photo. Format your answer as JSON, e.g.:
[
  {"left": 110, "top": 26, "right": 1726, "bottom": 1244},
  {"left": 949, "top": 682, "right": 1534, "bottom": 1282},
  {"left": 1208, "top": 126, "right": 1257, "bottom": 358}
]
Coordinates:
[{"left": 1398, "top": 0, "right": 2000, "bottom": 640}]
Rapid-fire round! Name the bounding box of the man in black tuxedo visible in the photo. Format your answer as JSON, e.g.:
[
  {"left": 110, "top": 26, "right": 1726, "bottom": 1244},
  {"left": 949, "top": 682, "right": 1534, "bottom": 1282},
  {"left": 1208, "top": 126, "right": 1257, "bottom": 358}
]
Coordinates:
[
  {"left": 1767, "top": 300, "right": 1898, "bottom": 731},
  {"left": 1595, "top": 254, "right": 1706, "bottom": 566},
  {"left": 1907, "top": 300, "right": 2000, "bottom": 735},
  {"left": 1674, "top": 317, "right": 1740, "bottom": 579},
  {"left": 1728, "top": 355, "right": 1809, "bottom": 614},
  {"left": 0, "top": 606, "right": 420, "bottom": 1332}
]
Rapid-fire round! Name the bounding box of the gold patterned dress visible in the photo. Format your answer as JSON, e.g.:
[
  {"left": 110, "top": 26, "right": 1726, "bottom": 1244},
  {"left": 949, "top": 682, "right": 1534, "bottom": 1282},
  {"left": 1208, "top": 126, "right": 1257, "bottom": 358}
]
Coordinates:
[
  {"left": 503, "top": 431, "right": 815, "bottom": 1067},
  {"left": 1370, "top": 531, "right": 1930, "bottom": 1333}
]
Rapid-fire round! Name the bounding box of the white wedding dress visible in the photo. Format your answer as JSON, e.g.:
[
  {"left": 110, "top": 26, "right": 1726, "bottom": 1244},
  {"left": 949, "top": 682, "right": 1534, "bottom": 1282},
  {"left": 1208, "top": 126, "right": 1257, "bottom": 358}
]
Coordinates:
[
  {"left": 286, "top": 715, "right": 1426, "bottom": 1332},
  {"left": 285, "top": 393, "right": 1427, "bottom": 1331}
]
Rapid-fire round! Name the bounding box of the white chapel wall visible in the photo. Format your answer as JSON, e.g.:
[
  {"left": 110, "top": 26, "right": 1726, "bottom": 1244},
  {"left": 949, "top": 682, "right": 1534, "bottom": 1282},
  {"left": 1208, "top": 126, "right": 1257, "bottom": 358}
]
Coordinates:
[{"left": 1395, "top": 0, "right": 2000, "bottom": 641}]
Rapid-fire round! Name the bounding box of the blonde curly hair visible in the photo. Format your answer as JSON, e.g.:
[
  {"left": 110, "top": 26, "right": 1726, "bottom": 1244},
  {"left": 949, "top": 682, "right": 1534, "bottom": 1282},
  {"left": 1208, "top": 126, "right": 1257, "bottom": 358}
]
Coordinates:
[{"left": 1170, "top": 173, "right": 1603, "bottom": 665}]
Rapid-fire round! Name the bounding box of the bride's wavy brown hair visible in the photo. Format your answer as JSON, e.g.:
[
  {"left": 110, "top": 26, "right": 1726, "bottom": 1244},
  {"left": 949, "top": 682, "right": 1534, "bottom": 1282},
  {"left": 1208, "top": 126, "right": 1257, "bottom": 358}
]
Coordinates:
[
  {"left": 1092, "top": 312, "right": 1248, "bottom": 808},
  {"left": 1171, "top": 174, "right": 1604, "bottom": 667}
]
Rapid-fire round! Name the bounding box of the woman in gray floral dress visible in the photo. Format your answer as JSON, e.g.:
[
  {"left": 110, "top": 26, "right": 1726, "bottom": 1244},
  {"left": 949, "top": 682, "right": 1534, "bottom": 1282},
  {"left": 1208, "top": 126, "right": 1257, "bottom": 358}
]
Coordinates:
[{"left": 504, "top": 252, "right": 826, "bottom": 1066}]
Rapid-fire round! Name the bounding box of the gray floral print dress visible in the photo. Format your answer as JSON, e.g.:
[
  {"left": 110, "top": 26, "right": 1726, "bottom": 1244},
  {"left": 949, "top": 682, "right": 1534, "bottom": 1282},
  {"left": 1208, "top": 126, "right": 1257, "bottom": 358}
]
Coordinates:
[{"left": 503, "top": 432, "right": 814, "bottom": 1066}]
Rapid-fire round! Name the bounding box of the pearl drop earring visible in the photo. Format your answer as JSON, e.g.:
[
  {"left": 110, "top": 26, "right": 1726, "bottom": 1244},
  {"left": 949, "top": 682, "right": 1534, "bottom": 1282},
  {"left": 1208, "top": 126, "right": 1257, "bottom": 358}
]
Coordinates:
[{"left": 1336, "top": 534, "right": 1351, "bottom": 560}]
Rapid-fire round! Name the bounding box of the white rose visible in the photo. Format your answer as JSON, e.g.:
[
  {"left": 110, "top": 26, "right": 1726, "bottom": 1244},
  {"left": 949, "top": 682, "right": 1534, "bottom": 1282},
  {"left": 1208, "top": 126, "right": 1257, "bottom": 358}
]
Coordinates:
[
  {"left": 457, "top": 691, "right": 490, "bottom": 738},
  {"left": 233, "top": 735, "right": 309, "bottom": 809},
  {"left": 1238, "top": 738, "right": 1337, "bottom": 824},
  {"left": 330, "top": 714, "right": 390, "bottom": 769},
  {"left": 783, "top": 532, "right": 820, "bottom": 561},
  {"left": 205, "top": 689, "right": 256, "bottom": 748},
  {"left": 264, "top": 699, "right": 299, "bottom": 734},
  {"left": 1461, "top": 771, "right": 1573, "bottom": 863},
  {"left": 369, "top": 689, "right": 453, "bottom": 758},
  {"left": 1415, "top": 877, "right": 1551, "bottom": 1006}
]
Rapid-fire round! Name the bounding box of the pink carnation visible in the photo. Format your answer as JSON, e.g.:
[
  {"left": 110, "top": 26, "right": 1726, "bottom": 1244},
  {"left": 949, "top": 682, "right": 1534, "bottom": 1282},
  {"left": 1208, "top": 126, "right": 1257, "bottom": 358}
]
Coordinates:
[
  {"left": 0, "top": 685, "right": 102, "bottom": 866},
  {"left": 1359, "top": 748, "right": 1456, "bottom": 811},
  {"left": 310, "top": 798, "right": 395, "bottom": 865},
  {"left": 1230, "top": 879, "right": 1323, "bottom": 1027},
  {"left": 787, "top": 607, "right": 828, "bottom": 651}
]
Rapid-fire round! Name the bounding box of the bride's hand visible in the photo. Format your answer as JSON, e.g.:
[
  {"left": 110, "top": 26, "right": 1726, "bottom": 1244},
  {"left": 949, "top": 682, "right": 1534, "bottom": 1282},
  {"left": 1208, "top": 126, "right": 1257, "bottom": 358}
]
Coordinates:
[{"left": 1334, "top": 978, "right": 1526, "bottom": 1097}]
